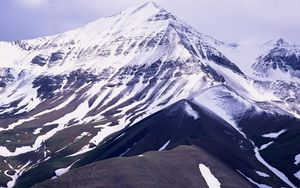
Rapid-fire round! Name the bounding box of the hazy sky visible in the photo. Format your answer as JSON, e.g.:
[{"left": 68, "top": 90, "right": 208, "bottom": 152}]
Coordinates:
[{"left": 1, "top": 0, "right": 300, "bottom": 44}]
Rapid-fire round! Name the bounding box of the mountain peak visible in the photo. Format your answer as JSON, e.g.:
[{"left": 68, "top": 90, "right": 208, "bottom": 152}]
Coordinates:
[
  {"left": 129, "top": 1, "right": 165, "bottom": 15},
  {"left": 276, "top": 38, "right": 289, "bottom": 47},
  {"left": 139, "top": 1, "right": 162, "bottom": 9},
  {"left": 262, "top": 38, "right": 293, "bottom": 48}
]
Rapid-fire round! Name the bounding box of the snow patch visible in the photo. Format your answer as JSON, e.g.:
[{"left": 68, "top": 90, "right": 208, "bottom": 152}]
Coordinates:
[
  {"left": 262, "top": 129, "right": 286, "bottom": 138},
  {"left": 253, "top": 145, "right": 296, "bottom": 188},
  {"left": 295, "top": 154, "right": 300, "bottom": 165},
  {"left": 4, "top": 160, "right": 31, "bottom": 188},
  {"left": 33, "top": 128, "right": 42, "bottom": 135},
  {"left": 259, "top": 141, "right": 273, "bottom": 150},
  {"left": 255, "top": 171, "right": 270, "bottom": 177},
  {"left": 74, "top": 132, "right": 90, "bottom": 141},
  {"left": 198, "top": 164, "right": 221, "bottom": 188},
  {"left": 55, "top": 162, "right": 76, "bottom": 177},
  {"left": 158, "top": 140, "right": 170, "bottom": 151},
  {"left": 55, "top": 167, "right": 70, "bottom": 177},
  {"left": 294, "top": 170, "right": 300, "bottom": 180},
  {"left": 184, "top": 102, "right": 199, "bottom": 119},
  {"left": 237, "top": 170, "right": 272, "bottom": 188}
]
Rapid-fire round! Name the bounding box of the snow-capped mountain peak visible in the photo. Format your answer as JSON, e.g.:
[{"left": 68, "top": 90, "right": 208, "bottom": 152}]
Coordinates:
[
  {"left": 276, "top": 38, "right": 290, "bottom": 47},
  {"left": 1, "top": 2, "right": 300, "bottom": 188},
  {"left": 253, "top": 38, "right": 300, "bottom": 80}
]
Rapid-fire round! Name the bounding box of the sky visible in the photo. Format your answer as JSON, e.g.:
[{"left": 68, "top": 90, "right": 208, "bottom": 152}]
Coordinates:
[{"left": 1, "top": 0, "right": 300, "bottom": 44}]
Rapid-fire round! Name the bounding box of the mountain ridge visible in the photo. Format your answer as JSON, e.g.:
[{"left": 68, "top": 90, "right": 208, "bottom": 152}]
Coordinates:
[{"left": 0, "top": 2, "right": 300, "bottom": 188}]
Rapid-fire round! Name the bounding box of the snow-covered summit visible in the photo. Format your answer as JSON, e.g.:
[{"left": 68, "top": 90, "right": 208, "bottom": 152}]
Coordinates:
[
  {"left": 253, "top": 38, "right": 300, "bottom": 79},
  {"left": 0, "top": 1, "right": 240, "bottom": 78},
  {"left": 1, "top": 3, "right": 300, "bottom": 187}
]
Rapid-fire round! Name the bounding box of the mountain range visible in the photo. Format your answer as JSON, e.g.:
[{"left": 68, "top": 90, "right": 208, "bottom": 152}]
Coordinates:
[{"left": 0, "top": 2, "right": 300, "bottom": 188}]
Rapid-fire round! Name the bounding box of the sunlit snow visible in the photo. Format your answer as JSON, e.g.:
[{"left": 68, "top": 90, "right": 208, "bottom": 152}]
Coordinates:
[{"left": 198, "top": 164, "right": 221, "bottom": 188}]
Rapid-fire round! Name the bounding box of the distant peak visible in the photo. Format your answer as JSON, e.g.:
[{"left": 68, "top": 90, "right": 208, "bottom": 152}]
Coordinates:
[
  {"left": 141, "top": 1, "right": 163, "bottom": 9},
  {"left": 262, "top": 38, "right": 291, "bottom": 48},
  {"left": 276, "top": 38, "right": 289, "bottom": 46},
  {"left": 131, "top": 1, "right": 165, "bottom": 15}
]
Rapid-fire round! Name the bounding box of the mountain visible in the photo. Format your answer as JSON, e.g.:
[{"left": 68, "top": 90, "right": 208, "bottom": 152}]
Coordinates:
[
  {"left": 34, "top": 146, "right": 255, "bottom": 188},
  {"left": 253, "top": 39, "right": 300, "bottom": 79},
  {"left": 0, "top": 2, "right": 300, "bottom": 188}
]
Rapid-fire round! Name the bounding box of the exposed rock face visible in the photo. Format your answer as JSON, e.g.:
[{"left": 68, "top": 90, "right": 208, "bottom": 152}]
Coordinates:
[
  {"left": 0, "top": 2, "right": 300, "bottom": 188},
  {"left": 0, "top": 68, "right": 15, "bottom": 88},
  {"left": 31, "top": 55, "right": 48, "bottom": 66}
]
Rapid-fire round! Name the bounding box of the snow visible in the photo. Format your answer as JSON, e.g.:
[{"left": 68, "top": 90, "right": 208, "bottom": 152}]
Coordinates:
[
  {"left": 259, "top": 141, "right": 273, "bottom": 150},
  {"left": 262, "top": 129, "right": 286, "bottom": 138},
  {"left": 158, "top": 140, "right": 170, "bottom": 151},
  {"left": 0, "top": 116, "right": 35, "bottom": 132},
  {"left": 193, "top": 86, "right": 237, "bottom": 129},
  {"left": 67, "top": 122, "right": 126, "bottom": 156},
  {"left": 204, "top": 58, "right": 279, "bottom": 103},
  {"left": 4, "top": 160, "right": 31, "bottom": 188},
  {"left": 119, "top": 147, "right": 132, "bottom": 157},
  {"left": 33, "top": 128, "right": 42, "bottom": 135},
  {"left": 198, "top": 164, "right": 221, "bottom": 188},
  {"left": 184, "top": 102, "right": 199, "bottom": 119},
  {"left": 0, "top": 96, "right": 95, "bottom": 157},
  {"left": 74, "top": 132, "right": 90, "bottom": 141},
  {"left": 89, "top": 123, "right": 122, "bottom": 145},
  {"left": 55, "top": 164, "right": 73, "bottom": 177},
  {"left": 33, "top": 94, "right": 77, "bottom": 118},
  {"left": 0, "top": 3, "right": 299, "bottom": 187},
  {"left": 193, "top": 85, "right": 250, "bottom": 138},
  {"left": 237, "top": 170, "right": 272, "bottom": 188},
  {"left": 255, "top": 171, "right": 270, "bottom": 177},
  {"left": 0, "top": 42, "right": 25, "bottom": 69},
  {"left": 295, "top": 154, "right": 300, "bottom": 165},
  {"left": 253, "top": 144, "right": 296, "bottom": 188},
  {"left": 294, "top": 170, "right": 300, "bottom": 180},
  {"left": 216, "top": 42, "right": 270, "bottom": 77}
]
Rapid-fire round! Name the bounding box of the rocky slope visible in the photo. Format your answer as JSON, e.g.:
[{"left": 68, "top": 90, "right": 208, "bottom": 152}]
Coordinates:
[{"left": 0, "top": 2, "right": 300, "bottom": 188}]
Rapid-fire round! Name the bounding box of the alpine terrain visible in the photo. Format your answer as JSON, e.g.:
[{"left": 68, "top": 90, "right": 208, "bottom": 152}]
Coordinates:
[{"left": 0, "top": 2, "right": 300, "bottom": 188}]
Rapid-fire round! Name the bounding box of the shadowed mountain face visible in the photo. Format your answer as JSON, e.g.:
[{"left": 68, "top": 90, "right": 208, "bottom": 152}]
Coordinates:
[{"left": 1, "top": 2, "right": 300, "bottom": 188}]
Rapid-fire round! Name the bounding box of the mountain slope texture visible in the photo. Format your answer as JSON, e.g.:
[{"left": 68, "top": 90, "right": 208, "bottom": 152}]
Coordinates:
[{"left": 0, "top": 2, "right": 300, "bottom": 188}]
